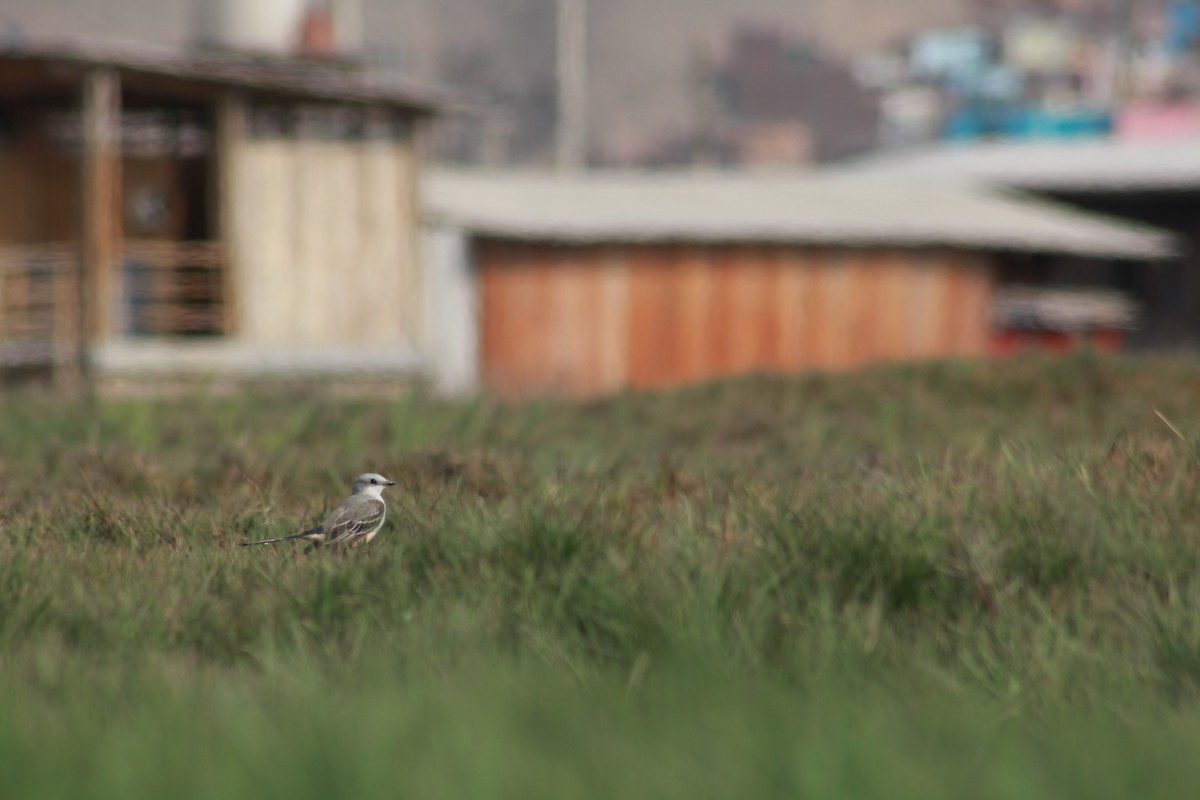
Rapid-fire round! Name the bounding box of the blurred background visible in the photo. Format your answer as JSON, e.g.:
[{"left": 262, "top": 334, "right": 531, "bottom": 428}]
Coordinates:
[
  {"left": 1, "top": 0, "right": 1199, "bottom": 398},
  {"left": 7, "top": 0, "right": 1200, "bottom": 166}
]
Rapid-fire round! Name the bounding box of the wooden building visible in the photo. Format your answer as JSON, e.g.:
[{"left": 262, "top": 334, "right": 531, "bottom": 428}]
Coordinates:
[
  {"left": 0, "top": 42, "right": 438, "bottom": 386},
  {"left": 423, "top": 170, "right": 1173, "bottom": 398}
]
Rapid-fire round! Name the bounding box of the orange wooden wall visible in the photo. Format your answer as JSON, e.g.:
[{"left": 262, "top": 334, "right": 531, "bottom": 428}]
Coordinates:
[{"left": 478, "top": 241, "right": 994, "bottom": 397}]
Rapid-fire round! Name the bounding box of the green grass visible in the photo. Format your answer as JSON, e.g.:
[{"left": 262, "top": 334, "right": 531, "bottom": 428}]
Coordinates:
[{"left": 5, "top": 351, "right": 1200, "bottom": 797}]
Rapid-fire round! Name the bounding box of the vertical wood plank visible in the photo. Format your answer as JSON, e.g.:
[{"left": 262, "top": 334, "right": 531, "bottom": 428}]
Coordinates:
[
  {"left": 595, "top": 245, "right": 630, "bottom": 393},
  {"left": 509, "top": 243, "right": 540, "bottom": 393},
  {"left": 909, "top": 251, "right": 943, "bottom": 358},
  {"left": 626, "top": 245, "right": 649, "bottom": 388},
  {"left": 870, "top": 251, "right": 899, "bottom": 361},
  {"left": 657, "top": 246, "right": 685, "bottom": 386},
  {"left": 797, "top": 250, "right": 817, "bottom": 368},
  {"left": 79, "top": 67, "right": 121, "bottom": 390},
  {"left": 499, "top": 241, "right": 533, "bottom": 395},
  {"left": 897, "top": 254, "right": 923, "bottom": 360},
  {"left": 760, "top": 246, "right": 787, "bottom": 371},
  {"left": 941, "top": 251, "right": 968, "bottom": 355},
  {"left": 532, "top": 247, "right": 558, "bottom": 393},
  {"left": 777, "top": 247, "right": 805, "bottom": 370},
  {"left": 844, "top": 253, "right": 872, "bottom": 367},
  {"left": 725, "top": 247, "right": 757, "bottom": 373},
  {"left": 215, "top": 92, "right": 245, "bottom": 337},
  {"left": 562, "top": 246, "right": 595, "bottom": 396},
  {"left": 822, "top": 251, "right": 854, "bottom": 369},
  {"left": 946, "top": 251, "right": 992, "bottom": 355},
  {"left": 727, "top": 245, "right": 776, "bottom": 373},
  {"left": 677, "top": 245, "right": 713, "bottom": 383},
  {"left": 929, "top": 255, "right": 955, "bottom": 356},
  {"left": 707, "top": 250, "right": 736, "bottom": 375},
  {"left": 626, "top": 245, "right": 666, "bottom": 389},
  {"left": 574, "top": 244, "right": 630, "bottom": 396},
  {"left": 546, "top": 244, "right": 584, "bottom": 394},
  {"left": 479, "top": 241, "right": 505, "bottom": 391},
  {"left": 808, "top": 249, "right": 830, "bottom": 368}
]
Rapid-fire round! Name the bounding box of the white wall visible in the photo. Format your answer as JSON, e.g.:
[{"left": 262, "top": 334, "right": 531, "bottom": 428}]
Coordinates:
[{"left": 421, "top": 224, "right": 478, "bottom": 394}]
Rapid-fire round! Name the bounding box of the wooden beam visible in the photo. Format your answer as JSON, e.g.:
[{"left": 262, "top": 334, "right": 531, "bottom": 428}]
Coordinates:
[
  {"left": 80, "top": 67, "right": 121, "bottom": 350},
  {"left": 215, "top": 91, "right": 246, "bottom": 337}
]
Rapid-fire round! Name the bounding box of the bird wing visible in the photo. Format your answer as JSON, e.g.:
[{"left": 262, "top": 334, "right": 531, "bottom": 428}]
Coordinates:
[{"left": 320, "top": 496, "right": 386, "bottom": 546}]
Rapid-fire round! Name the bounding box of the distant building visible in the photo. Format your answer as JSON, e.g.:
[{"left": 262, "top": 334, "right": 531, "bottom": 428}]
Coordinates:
[
  {"left": 422, "top": 169, "right": 1171, "bottom": 398},
  {"left": 863, "top": 2, "right": 1200, "bottom": 150},
  {"left": 0, "top": 41, "right": 440, "bottom": 389},
  {"left": 843, "top": 136, "right": 1200, "bottom": 347}
]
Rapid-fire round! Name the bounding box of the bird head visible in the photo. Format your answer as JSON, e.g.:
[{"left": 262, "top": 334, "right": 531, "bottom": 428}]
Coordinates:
[{"left": 352, "top": 473, "right": 396, "bottom": 498}]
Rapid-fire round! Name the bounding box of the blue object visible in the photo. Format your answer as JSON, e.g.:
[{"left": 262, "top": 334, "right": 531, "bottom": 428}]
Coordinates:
[
  {"left": 943, "top": 109, "right": 986, "bottom": 140},
  {"left": 939, "top": 104, "right": 1112, "bottom": 141},
  {"left": 1167, "top": 2, "right": 1200, "bottom": 54},
  {"left": 1000, "top": 107, "right": 1112, "bottom": 139}
]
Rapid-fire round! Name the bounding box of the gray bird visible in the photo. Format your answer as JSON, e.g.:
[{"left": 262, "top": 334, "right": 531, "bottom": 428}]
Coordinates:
[{"left": 241, "top": 473, "right": 396, "bottom": 548}]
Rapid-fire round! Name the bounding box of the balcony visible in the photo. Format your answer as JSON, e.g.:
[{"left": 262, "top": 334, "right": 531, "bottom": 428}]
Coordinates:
[{"left": 0, "top": 240, "right": 227, "bottom": 375}]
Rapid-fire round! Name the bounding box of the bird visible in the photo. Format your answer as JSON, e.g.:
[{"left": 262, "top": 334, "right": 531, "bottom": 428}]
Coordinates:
[{"left": 241, "top": 473, "right": 396, "bottom": 548}]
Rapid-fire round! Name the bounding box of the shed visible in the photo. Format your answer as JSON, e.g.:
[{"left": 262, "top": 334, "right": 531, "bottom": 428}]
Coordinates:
[
  {"left": 0, "top": 41, "right": 440, "bottom": 387},
  {"left": 843, "top": 138, "right": 1200, "bottom": 347},
  {"left": 424, "top": 169, "right": 1173, "bottom": 398}
]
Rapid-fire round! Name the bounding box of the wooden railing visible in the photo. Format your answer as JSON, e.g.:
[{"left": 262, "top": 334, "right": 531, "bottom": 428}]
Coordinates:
[
  {"left": 0, "top": 244, "right": 79, "bottom": 369},
  {"left": 120, "top": 240, "right": 227, "bottom": 336},
  {"left": 0, "top": 240, "right": 227, "bottom": 371}
]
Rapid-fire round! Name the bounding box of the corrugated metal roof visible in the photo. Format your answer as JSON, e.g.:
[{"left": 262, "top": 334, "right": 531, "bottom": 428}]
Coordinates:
[
  {"left": 840, "top": 137, "right": 1200, "bottom": 192},
  {"left": 0, "top": 41, "right": 445, "bottom": 113},
  {"left": 425, "top": 168, "right": 1176, "bottom": 260}
]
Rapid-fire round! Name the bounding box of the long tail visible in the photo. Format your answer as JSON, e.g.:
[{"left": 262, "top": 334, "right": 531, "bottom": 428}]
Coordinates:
[{"left": 240, "top": 527, "right": 322, "bottom": 547}]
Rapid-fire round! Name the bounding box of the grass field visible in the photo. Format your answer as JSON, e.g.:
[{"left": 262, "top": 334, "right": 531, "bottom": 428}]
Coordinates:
[{"left": 5, "top": 352, "right": 1200, "bottom": 798}]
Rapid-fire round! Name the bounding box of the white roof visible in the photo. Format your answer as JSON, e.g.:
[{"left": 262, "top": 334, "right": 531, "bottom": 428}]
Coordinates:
[
  {"left": 425, "top": 168, "right": 1174, "bottom": 260},
  {"left": 841, "top": 137, "right": 1200, "bottom": 192}
]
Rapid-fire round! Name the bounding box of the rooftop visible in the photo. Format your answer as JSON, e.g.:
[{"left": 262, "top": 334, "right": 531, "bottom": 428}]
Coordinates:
[
  {"left": 0, "top": 40, "right": 445, "bottom": 113},
  {"left": 425, "top": 168, "right": 1176, "bottom": 260},
  {"left": 840, "top": 137, "right": 1200, "bottom": 193}
]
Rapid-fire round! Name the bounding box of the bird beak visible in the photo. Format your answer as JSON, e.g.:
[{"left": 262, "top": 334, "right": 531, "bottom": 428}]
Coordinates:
[{"left": 386, "top": 479, "right": 396, "bottom": 486}]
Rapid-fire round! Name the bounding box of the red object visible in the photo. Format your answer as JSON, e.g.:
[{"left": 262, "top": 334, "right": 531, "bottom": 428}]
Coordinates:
[
  {"left": 300, "top": 8, "right": 336, "bottom": 58},
  {"left": 989, "top": 328, "right": 1123, "bottom": 357}
]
